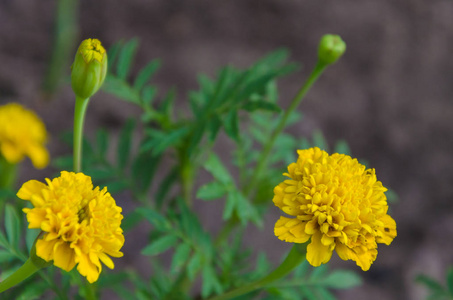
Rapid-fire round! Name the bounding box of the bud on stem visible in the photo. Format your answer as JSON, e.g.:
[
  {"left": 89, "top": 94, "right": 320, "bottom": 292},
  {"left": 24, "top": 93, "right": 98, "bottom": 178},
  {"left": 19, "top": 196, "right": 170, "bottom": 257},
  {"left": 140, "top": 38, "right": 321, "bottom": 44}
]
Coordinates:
[
  {"left": 71, "top": 38, "right": 107, "bottom": 99},
  {"left": 318, "top": 34, "right": 346, "bottom": 65}
]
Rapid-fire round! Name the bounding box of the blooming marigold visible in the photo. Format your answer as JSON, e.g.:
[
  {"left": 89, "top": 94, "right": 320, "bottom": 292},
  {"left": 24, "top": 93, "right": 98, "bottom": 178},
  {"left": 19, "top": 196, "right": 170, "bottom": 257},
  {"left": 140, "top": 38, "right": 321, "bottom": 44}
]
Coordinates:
[
  {"left": 17, "top": 171, "right": 124, "bottom": 283},
  {"left": 273, "top": 147, "right": 396, "bottom": 271},
  {"left": 0, "top": 103, "right": 49, "bottom": 168}
]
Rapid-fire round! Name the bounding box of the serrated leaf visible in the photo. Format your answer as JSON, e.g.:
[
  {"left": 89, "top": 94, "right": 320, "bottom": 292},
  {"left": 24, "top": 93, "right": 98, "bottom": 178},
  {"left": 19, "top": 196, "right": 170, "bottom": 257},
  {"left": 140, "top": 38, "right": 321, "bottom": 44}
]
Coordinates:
[
  {"left": 203, "top": 153, "right": 233, "bottom": 185},
  {"left": 141, "top": 234, "right": 179, "bottom": 256},
  {"left": 117, "top": 119, "right": 135, "bottom": 170},
  {"left": 0, "top": 250, "right": 15, "bottom": 263},
  {"left": 25, "top": 228, "right": 40, "bottom": 253},
  {"left": 223, "top": 191, "right": 237, "bottom": 220},
  {"left": 136, "top": 208, "right": 170, "bottom": 231},
  {"left": 265, "top": 80, "right": 278, "bottom": 103},
  {"left": 415, "top": 275, "right": 445, "bottom": 293},
  {"left": 310, "top": 264, "right": 329, "bottom": 280},
  {"left": 16, "top": 281, "right": 48, "bottom": 300},
  {"left": 103, "top": 75, "right": 140, "bottom": 104},
  {"left": 313, "top": 287, "right": 336, "bottom": 300},
  {"left": 322, "top": 270, "right": 362, "bottom": 289},
  {"left": 201, "top": 264, "right": 223, "bottom": 298},
  {"left": 187, "top": 122, "right": 206, "bottom": 157},
  {"left": 171, "top": 243, "right": 191, "bottom": 274},
  {"left": 300, "top": 286, "right": 318, "bottom": 300},
  {"left": 107, "top": 42, "right": 122, "bottom": 70},
  {"left": 5, "top": 204, "right": 20, "bottom": 248},
  {"left": 142, "top": 85, "right": 157, "bottom": 107},
  {"left": 117, "top": 39, "right": 139, "bottom": 80},
  {"left": 155, "top": 167, "right": 179, "bottom": 209},
  {"left": 243, "top": 99, "right": 282, "bottom": 113},
  {"left": 207, "top": 115, "right": 222, "bottom": 142},
  {"left": 151, "top": 127, "right": 190, "bottom": 156},
  {"left": 187, "top": 251, "right": 203, "bottom": 280},
  {"left": 334, "top": 139, "right": 350, "bottom": 155},
  {"left": 132, "top": 152, "right": 161, "bottom": 193},
  {"left": 196, "top": 182, "right": 227, "bottom": 201},
  {"left": 223, "top": 109, "right": 240, "bottom": 142},
  {"left": 134, "top": 59, "right": 161, "bottom": 92}
]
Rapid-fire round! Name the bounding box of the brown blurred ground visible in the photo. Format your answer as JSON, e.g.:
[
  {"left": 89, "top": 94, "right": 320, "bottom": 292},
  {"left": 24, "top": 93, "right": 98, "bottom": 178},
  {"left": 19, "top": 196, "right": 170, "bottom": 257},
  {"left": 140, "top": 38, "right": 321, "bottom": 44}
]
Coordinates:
[{"left": 1, "top": 1, "right": 453, "bottom": 299}]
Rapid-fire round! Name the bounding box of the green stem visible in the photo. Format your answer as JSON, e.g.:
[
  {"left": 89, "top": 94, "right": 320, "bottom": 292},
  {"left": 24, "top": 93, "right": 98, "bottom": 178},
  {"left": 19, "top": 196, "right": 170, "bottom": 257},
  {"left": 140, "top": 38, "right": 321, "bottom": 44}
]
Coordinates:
[
  {"left": 244, "top": 62, "right": 327, "bottom": 197},
  {"left": 0, "top": 156, "right": 17, "bottom": 189},
  {"left": 83, "top": 281, "right": 97, "bottom": 300},
  {"left": 0, "top": 258, "right": 40, "bottom": 293},
  {"left": 73, "top": 96, "right": 90, "bottom": 172},
  {"left": 208, "top": 244, "right": 307, "bottom": 300}
]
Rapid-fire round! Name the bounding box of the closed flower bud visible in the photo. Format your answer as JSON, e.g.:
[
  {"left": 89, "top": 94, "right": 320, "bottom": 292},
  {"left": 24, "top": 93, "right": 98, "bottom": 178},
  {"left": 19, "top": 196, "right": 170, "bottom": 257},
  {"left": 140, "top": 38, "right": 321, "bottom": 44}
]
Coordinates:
[
  {"left": 71, "top": 38, "right": 107, "bottom": 99},
  {"left": 317, "top": 34, "right": 346, "bottom": 65}
]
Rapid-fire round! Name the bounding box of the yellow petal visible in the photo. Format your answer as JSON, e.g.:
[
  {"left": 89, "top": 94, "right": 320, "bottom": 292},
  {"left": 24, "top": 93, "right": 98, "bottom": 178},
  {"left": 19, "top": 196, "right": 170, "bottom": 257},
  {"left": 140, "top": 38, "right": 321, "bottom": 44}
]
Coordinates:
[
  {"left": 98, "top": 252, "right": 114, "bottom": 269},
  {"left": 17, "top": 180, "right": 47, "bottom": 204},
  {"left": 77, "top": 254, "right": 100, "bottom": 283},
  {"left": 376, "top": 215, "right": 397, "bottom": 245},
  {"left": 304, "top": 219, "right": 318, "bottom": 235},
  {"left": 53, "top": 241, "right": 76, "bottom": 272},
  {"left": 274, "top": 216, "right": 310, "bottom": 243},
  {"left": 27, "top": 145, "right": 49, "bottom": 169},
  {"left": 25, "top": 208, "right": 47, "bottom": 228},
  {"left": 306, "top": 231, "right": 333, "bottom": 267},
  {"left": 35, "top": 238, "right": 57, "bottom": 262},
  {"left": 335, "top": 243, "right": 352, "bottom": 261},
  {"left": 1, "top": 142, "right": 23, "bottom": 164}
]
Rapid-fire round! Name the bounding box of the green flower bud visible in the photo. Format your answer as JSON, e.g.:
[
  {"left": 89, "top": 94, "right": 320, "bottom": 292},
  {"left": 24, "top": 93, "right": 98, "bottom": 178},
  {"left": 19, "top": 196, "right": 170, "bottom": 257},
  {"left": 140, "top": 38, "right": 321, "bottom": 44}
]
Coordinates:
[
  {"left": 71, "top": 38, "right": 108, "bottom": 99},
  {"left": 317, "top": 34, "right": 346, "bottom": 65}
]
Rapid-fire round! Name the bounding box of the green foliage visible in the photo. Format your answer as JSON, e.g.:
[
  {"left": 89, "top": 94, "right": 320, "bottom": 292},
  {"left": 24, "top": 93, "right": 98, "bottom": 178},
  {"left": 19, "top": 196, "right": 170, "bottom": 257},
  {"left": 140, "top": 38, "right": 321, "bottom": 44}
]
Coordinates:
[
  {"left": 416, "top": 268, "right": 453, "bottom": 300},
  {"left": 265, "top": 262, "right": 362, "bottom": 300},
  {"left": 2, "top": 35, "right": 388, "bottom": 299}
]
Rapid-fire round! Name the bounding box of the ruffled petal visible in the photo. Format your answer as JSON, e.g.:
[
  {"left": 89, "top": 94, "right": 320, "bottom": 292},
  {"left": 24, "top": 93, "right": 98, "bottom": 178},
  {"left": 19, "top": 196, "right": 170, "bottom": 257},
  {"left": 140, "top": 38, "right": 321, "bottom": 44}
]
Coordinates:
[
  {"left": 53, "top": 241, "right": 76, "bottom": 272},
  {"left": 306, "top": 231, "right": 333, "bottom": 267},
  {"left": 17, "top": 180, "right": 47, "bottom": 204},
  {"left": 274, "top": 216, "right": 310, "bottom": 243}
]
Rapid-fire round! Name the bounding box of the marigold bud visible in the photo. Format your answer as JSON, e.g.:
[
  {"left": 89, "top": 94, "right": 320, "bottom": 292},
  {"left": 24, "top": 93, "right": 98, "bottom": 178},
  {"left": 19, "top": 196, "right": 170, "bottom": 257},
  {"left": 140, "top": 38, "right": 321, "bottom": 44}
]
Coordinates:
[
  {"left": 317, "top": 34, "right": 346, "bottom": 65},
  {"left": 71, "top": 38, "right": 107, "bottom": 99}
]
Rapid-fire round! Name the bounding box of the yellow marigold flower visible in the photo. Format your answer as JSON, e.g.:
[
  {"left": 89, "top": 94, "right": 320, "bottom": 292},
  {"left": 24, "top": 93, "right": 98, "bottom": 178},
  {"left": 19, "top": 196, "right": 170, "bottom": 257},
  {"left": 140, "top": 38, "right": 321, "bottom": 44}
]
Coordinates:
[
  {"left": 17, "top": 171, "right": 124, "bottom": 283},
  {"left": 273, "top": 147, "right": 396, "bottom": 271},
  {"left": 0, "top": 103, "right": 49, "bottom": 169}
]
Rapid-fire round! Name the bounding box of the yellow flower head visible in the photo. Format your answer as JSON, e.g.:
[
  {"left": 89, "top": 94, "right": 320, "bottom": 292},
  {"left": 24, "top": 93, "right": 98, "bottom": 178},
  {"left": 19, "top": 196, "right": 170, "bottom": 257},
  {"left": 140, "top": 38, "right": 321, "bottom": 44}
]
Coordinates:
[
  {"left": 0, "top": 103, "right": 49, "bottom": 168},
  {"left": 17, "top": 171, "right": 124, "bottom": 283},
  {"left": 273, "top": 147, "right": 396, "bottom": 271},
  {"left": 71, "top": 38, "right": 108, "bottom": 99}
]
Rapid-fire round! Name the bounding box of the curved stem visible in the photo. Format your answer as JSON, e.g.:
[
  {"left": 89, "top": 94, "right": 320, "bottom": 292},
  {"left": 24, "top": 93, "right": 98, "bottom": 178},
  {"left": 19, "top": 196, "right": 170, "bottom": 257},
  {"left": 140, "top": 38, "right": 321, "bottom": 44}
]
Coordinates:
[
  {"left": 208, "top": 243, "right": 307, "bottom": 300},
  {"left": 73, "top": 96, "right": 90, "bottom": 172},
  {"left": 244, "top": 62, "right": 327, "bottom": 197},
  {"left": 0, "top": 258, "right": 40, "bottom": 293}
]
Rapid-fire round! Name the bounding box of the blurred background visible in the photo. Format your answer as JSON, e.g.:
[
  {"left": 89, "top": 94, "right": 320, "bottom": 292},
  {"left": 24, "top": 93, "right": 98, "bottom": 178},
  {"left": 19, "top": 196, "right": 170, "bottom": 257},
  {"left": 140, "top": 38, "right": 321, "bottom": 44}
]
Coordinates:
[{"left": 1, "top": 1, "right": 453, "bottom": 299}]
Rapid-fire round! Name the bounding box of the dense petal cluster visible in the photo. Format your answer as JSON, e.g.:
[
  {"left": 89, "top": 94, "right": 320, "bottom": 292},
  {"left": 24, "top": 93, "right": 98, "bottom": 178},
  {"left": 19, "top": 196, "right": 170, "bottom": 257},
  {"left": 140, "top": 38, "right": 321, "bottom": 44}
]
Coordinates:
[
  {"left": 17, "top": 171, "right": 124, "bottom": 283},
  {"left": 273, "top": 147, "right": 396, "bottom": 271},
  {"left": 0, "top": 103, "right": 49, "bottom": 168}
]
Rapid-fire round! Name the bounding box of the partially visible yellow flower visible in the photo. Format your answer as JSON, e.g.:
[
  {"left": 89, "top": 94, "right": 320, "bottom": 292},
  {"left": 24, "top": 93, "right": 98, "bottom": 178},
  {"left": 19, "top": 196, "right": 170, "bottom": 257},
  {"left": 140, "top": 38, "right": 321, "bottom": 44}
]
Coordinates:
[
  {"left": 17, "top": 171, "right": 124, "bottom": 283},
  {"left": 0, "top": 103, "right": 49, "bottom": 168},
  {"left": 71, "top": 38, "right": 108, "bottom": 99},
  {"left": 273, "top": 147, "right": 396, "bottom": 271}
]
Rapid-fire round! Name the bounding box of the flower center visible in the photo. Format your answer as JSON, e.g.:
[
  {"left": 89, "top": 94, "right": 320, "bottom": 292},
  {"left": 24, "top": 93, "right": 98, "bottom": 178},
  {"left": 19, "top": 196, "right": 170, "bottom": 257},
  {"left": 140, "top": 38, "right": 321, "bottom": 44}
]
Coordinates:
[
  {"left": 79, "top": 39, "right": 105, "bottom": 63},
  {"left": 77, "top": 205, "right": 90, "bottom": 223}
]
